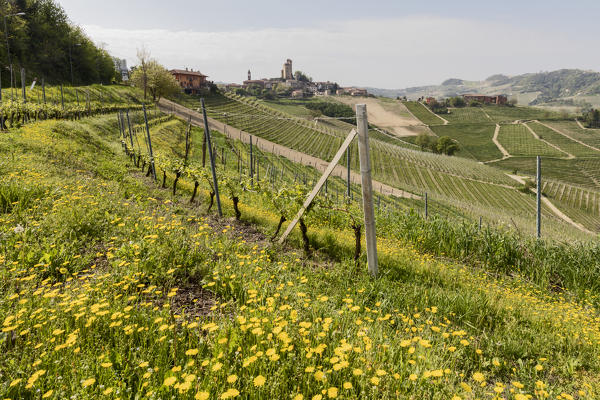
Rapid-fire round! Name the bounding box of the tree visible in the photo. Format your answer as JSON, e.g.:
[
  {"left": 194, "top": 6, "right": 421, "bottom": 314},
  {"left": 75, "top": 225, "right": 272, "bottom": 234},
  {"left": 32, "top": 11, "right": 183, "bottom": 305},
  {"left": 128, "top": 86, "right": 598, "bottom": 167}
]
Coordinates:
[
  {"left": 449, "top": 96, "right": 466, "bottom": 107},
  {"left": 294, "top": 71, "right": 311, "bottom": 82},
  {"left": 134, "top": 47, "right": 151, "bottom": 100},
  {"left": 437, "top": 136, "right": 460, "bottom": 156},
  {"left": 415, "top": 132, "right": 431, "bottom": 151},
  {"left": 130, "top": 58, "right": 180, "bottom": 102}
]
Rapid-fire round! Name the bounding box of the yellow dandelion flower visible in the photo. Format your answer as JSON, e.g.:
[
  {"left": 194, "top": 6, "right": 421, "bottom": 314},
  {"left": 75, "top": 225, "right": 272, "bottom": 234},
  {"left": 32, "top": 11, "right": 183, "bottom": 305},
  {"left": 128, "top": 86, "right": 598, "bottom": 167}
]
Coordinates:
[
  {"left": 327, "top": 387, "right": 338, "bottom": 398},
  {"left": 352, "top": 368, "right": 363, "bottom": 376},
  {"left": 163, "top": 376, "right": 177, "bottom": 387},
  {"left": 313, "top": 371, "right": 326, "bottom": 382},
  {"left": 227, "top": 375, "right": 238, "bottom": 383},
  {"left": 101, "top": 362, "right": 113, "bottom": 368},
  {"left": 293, "top": 395, "right": 304, "bottom": 400},
  {"left": 375, "top": 369, "right": 386, "bottom": 376},
  {"left": 409, "top": 374, "right": 417, "bottom": 381},
  {"left": 512, "top": 381, "right": 524, "bottom": 389},
  {"left": 82, "top": 378, "right": 96, "bottom": 388},
  {"left": 535, "top": 364, "right": 543, "bottom": 371},
  {"left": 472, "top": 372, "right": 484, "bottom": 383},
  {"left": 195, "top": 392, "right": 210, "bottom": 400},
  {"left": 186, "top": 348, "right": 199, "bottom": 356},
  {"left": 10, "top": 378, "right": 22, "bottom": 387},
  {"left": 103, "top": 388, "right": 114, "bottom": 395},
  {"left": 42, "top": 389, "right": 53, "bottom": 398},
  {"left": 343, "top": 382, "right": 352, "bottom": 389},
  {"left": 220, "top": 388, "right": 239, "bottom": 399},
  {"left": 212, "top": 362, "right": 223, "bottom": 372},
  {"left": 312, "top": 395, "right": 322, "bottom": 400},
  {"left": 370, "top": 376, "right": 380, "bottom": 386},
  {"left": 254, "top": 375, "right": 266, "bottom": 387}
]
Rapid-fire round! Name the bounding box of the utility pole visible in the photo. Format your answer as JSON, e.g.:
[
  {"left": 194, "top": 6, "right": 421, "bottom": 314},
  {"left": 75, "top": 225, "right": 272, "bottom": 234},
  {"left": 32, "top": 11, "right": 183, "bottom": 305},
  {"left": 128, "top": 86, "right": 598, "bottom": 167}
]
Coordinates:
[{"left": 356, "top": 104, "right": 378, "bottom": 277}]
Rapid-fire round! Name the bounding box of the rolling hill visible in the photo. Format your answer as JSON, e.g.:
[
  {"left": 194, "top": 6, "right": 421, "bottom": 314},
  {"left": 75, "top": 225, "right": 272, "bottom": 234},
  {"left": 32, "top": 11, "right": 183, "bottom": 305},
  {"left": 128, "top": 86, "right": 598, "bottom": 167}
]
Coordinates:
[{"left": 367, "top": 69, "right": 600, "bottom": 108}]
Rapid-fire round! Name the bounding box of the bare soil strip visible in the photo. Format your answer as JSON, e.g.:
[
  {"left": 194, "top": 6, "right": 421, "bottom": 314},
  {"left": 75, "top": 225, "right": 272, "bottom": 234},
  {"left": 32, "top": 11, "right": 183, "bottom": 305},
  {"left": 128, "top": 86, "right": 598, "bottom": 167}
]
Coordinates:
[
  {"left": 487, "top": 124, "right": 511, "bottom": 163},
  {"left": 159, "top": 98, "right": 420, "bottom": 200}
]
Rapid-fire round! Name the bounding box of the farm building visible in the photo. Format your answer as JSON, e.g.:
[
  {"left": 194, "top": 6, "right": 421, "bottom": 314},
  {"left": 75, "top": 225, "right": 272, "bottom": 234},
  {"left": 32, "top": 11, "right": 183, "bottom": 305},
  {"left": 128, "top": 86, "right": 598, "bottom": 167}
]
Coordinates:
[
  {"left": 462, "top": 94, "right": 507, "bottom": 105},
  {"left": 170, "top": 68, "right": 209, "bottom": 94}
]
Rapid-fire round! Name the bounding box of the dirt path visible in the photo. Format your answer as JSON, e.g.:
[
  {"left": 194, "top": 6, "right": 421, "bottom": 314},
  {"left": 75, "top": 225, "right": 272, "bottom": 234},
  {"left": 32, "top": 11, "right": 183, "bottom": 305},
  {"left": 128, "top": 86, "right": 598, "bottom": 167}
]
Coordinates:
[
  {"left": 334, "top": 96, "right": 427, "bottom": 136},
  {"left": 575, "top": 119, "right": 588, "bottom": 130},
  {"left": 536, "top": 120, "right": 600, "bottom": 153},
  {"left": 418, "top": 101, "right": 449, "bottom": 125},
  {"left": 523, "top": 122, "right": 574, "bottom": 159},
  {"left": 159, "top": 98, "right": 420, "bottom": 200},
  {"left": 506, "top": 174, "right": 594, "bottom": 234},
  {"left": 489, "top": 124, "right": 511, "bottom": 162}
]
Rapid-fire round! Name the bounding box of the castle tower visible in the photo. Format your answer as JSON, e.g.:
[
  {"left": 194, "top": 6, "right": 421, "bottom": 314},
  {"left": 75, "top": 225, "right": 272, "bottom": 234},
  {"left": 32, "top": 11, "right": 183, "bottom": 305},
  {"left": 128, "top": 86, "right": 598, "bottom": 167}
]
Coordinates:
[
  {"left": 248, "top": 70, "right": 251, "bottom": 80},
  {"left": 282, "top": 59, "right": 293, "bottom": 80}
]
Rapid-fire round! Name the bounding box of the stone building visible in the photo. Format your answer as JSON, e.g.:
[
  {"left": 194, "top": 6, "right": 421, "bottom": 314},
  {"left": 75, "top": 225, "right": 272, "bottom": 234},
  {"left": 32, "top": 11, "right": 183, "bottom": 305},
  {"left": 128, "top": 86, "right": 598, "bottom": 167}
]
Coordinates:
[
  {"left": 170, "top": 68, "right": 209, "bottom": 94},
  {"left": 281, "top": 59, "right": 293, "bottom": 80}
]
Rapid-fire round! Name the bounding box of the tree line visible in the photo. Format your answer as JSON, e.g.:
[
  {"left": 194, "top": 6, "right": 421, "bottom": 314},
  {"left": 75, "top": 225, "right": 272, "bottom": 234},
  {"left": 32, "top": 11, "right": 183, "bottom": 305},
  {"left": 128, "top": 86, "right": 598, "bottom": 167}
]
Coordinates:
[{"left": 0, "top": 0, "right": 119, "bottom": 87}]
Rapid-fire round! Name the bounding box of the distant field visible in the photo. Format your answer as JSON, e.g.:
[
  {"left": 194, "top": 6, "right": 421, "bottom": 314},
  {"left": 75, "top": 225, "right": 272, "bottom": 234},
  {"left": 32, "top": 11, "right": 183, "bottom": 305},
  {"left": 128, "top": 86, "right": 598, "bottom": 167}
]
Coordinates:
[
  {"left": 528, "top": 121, "right": 600, "bottom": 157},
  {"left": 444, "top": 107, "right": 492, "bottom": 124},
  {"left": 483, "top": 105, "right": 563, "bottom": 123},
  {"left": 430, "top": 123, "right": 501, "bottom": 162},
  {"left": 497, "top": 124, "right": 565, "bottom": 157},
  {"left": 403, "top": 101, "right": 445, "bottom": 125},
  {"left": 493, "top": 157, "right": 600, "bottom": 190},
  {"left": 545, "top": 121, "right": 600, "bottom": 149}
]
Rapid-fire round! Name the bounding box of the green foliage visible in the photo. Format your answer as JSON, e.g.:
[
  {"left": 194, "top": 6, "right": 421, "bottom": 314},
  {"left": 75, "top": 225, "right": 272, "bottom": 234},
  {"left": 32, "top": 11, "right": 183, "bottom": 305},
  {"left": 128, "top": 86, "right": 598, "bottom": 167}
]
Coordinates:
[
  {"left": 436, "top": 136, "right": 460, "bottom": 156},
  {"left": 304, "top": 101, "right": 355, "bottom": 124},
  {"left": 582, "top": 109, "right": 600, "bottom": 128},
  {"left": 0, "top": 0, "right": 118, "bottom": 85}
]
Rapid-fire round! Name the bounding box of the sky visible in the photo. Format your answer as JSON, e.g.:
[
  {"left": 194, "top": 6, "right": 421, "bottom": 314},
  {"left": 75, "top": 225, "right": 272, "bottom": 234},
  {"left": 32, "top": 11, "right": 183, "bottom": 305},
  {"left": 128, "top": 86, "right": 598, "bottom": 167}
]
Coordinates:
[{"left": 58, "top": 0, "right": 600, "bottom": 89}]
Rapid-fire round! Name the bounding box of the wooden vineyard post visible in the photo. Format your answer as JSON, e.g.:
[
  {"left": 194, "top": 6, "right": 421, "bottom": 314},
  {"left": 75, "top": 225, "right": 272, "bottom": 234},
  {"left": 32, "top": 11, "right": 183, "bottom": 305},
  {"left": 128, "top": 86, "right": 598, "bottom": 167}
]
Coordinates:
[
  {"left": 143, "top": 105, "right": 157, "bottom": 181},
  {"left": 42, "top": 78, "right": 46, "bottom": 104},
  {"left": 125, "top": 110, "right": 135, "bottom": 152},
  {"left": 250, "top": 135, "right": 254, "bottom": 186},
  {"left": 356, "top": 104, "right": 379, "bottom": 277},
  {"left": 60, "top": 84, "right": 64, "bottom": 111},
  {"left": 479, "top": 216, "right": 482, "bottom": 231},
  {"left": 346, "top": 147, "right": 351, "bottom": 198},
  {"left": 425, "top": 192, "right": 428, "bottom": 218},
  {"left": 279, "top": 129, "right": 358, "bottom": 244},
  {"left": 20, "top": 67, "right": 25, "bottom": 102},
  {"left": 537, "top": 156, "right": 541, "bottom": 239},
  {"left": 201, "top": 98, "right": 222, "bottom": 217},
  {"left": 184, "top": 115, "right": 191, "bottom": 166}
]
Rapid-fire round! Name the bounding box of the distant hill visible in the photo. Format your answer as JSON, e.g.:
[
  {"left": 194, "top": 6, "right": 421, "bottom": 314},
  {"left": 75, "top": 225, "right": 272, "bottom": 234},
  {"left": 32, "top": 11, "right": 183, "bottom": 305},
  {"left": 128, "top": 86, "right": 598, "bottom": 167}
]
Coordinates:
[{"left": 367, "top": 69, "right": 600, "bottom": 108}]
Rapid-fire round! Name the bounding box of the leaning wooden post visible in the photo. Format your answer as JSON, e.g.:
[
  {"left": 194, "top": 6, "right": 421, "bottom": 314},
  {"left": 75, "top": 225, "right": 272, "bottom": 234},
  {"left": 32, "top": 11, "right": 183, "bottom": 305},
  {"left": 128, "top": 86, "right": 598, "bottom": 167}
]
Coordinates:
[
  {"left": 42, "top": 78, "right": 46, "bottom": 104},
  {"left": 356, "top": 104, "right": 378, "bottom": 277},
  {"left": 536, "top": 155, "right": 541, "bottom": 239},
  {"left": 143, "top": 105, "right": 157, "bottom": 181},
  {"left": 201, "top": 98, "right": 223, "bottom": 217},
  {"left": 250, "top": 135, "right": 254, "bottom": 186},
  {"left": 425, "top": 192, "right": 428, "bottom": 218}
]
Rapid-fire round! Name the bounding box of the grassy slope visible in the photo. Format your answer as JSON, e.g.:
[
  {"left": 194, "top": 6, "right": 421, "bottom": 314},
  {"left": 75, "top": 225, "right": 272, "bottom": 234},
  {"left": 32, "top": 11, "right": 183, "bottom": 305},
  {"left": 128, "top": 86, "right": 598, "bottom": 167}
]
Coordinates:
[
  {"left": 2, "top": 111, "right": 600, "bottom": 399},
  {"left": 429, "top": 123, "right": 501, "bottom": 162}
]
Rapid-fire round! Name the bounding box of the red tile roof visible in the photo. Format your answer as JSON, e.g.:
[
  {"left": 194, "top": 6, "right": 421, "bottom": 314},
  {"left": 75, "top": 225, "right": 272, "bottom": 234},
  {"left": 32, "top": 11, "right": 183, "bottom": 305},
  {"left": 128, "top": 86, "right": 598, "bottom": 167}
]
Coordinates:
[{"left": 170, "top": 69, "right": 208, "bottom": 77}]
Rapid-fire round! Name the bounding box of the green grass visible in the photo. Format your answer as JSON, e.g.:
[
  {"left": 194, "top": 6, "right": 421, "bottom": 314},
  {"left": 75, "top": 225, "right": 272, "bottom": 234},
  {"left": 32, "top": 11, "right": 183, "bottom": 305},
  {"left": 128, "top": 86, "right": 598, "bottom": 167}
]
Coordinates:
[
  {"left": 429, "top": 123, "right": 501, "bottom": 162},
  {"left": 443, "top": 107, "right": 492, "bottom": 124},
  {"left": 4, "top": 110, "right": 600, "bottom": 399},
  {"left": 497, "top": 124, "right": 565, "bottom": 157},
  {"left": 402, "top": 101, "right": 445, "bottom": 125}
]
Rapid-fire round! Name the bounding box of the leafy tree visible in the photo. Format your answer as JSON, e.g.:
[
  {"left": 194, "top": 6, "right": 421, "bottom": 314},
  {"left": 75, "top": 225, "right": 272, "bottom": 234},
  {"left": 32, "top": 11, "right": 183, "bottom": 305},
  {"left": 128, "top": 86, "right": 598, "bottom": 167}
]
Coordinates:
[
  {"left": 583, "top": 109, "right": 600, "bottom": 128},
  {"left": 294, "top": 71, "right": 311, "bottom": 82},
  {"left": 436, "top": 136, "right": 460, "bottom": 156},
  {"left": 415, "top": 132, "right": 431, "bottom": 151},
  {"left": 130, "top": 58, "right": 180, "bottom": 102},
  {"left": 0, "top": 0, "right": 118, "bottom": 86},
  {"left": 449, "top": 96, "right": 466, "bottom": 107}
]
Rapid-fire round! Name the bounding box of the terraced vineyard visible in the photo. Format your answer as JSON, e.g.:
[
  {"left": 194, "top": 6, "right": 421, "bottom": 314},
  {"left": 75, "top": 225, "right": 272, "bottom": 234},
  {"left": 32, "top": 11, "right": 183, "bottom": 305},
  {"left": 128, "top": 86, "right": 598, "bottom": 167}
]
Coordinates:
[
  {"left": 545, "top": 121, "right": 600, "bottom": 150},
  {"left": 429, "top": 123, "right": 500, "bottom": 161},
  {"left": 403, "top": 101, "right": 444, "bottom": 125},
  {"left": 497, "top": 124, "right": 566, "bottom": 157},
  {"left": 527, "top": 121, "right": 600, "bottom": 157},
  {"left": 443, "top": 107, "right": 492, "bottom": 124}
]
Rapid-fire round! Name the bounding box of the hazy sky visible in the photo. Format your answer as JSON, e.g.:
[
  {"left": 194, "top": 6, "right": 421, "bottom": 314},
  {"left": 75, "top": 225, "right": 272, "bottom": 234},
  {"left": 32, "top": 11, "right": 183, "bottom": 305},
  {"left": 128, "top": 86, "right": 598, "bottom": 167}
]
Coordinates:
[{"left": 58, "top": 0, "right": 600, "bottom": 88}]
